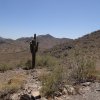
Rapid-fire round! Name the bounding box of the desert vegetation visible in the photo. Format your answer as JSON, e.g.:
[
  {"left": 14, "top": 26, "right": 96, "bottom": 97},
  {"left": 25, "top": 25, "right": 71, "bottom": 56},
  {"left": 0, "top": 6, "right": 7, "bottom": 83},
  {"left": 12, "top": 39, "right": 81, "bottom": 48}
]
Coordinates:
[
  {"left": 39, "top": 49, "right": 98, "bottom": 97},
  {"left": 0, "top": 31, "right": 100, "bottom": 99},
  {"left": 0, "top": 64, "right": 13, "bottom": 72},
  {"left": 66, "top": 49, "right": 97, "bottom": 84},
  {"left": 0, "top": 72, "right": 27, "bottom": 99},
  {"left": 40, "top": 65, "right": 63, "bottom": 98}
]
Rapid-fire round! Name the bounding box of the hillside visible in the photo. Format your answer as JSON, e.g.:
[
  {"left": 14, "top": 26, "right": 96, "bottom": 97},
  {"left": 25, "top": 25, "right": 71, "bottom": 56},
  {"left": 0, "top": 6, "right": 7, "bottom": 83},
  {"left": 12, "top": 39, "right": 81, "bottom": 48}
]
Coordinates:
[
  {"left": 0, "top": 34, "right": 71, "bottom": 53},
  {"left": 45, "top": 30, "right": 100, "bottom": 56},
  {"left": 44, "top": 30, "right": 100, "bottom": 70},
  {"left": 0, "top": 34, "right": 71, "bottom": 67},
  {"left": 0, "top": 31, "right": 100, "bottom": 100}
]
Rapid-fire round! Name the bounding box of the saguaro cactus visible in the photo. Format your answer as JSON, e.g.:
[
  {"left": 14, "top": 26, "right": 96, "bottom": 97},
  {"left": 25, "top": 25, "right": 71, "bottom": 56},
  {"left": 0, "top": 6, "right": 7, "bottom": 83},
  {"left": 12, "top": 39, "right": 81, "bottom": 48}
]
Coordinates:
[{"left": 30, "top": 34, "right": 39, "bottom": 69}]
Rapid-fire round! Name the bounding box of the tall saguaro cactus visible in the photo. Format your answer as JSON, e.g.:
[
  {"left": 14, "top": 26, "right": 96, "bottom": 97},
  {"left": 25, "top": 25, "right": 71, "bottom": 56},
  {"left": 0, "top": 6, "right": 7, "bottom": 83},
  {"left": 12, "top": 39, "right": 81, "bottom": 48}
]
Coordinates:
[{"left": 30, "top": 34, "right": 39, "bottom": 69}]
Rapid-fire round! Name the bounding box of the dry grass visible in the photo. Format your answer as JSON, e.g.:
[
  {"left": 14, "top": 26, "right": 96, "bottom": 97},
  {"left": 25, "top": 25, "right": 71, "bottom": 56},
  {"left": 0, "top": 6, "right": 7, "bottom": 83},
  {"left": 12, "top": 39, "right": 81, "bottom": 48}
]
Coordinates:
[
  {"left": 0, "top": 64, "right": 13, "bottom": 72},
  {"left": 36, "top": 54, "right": 60, "bottom": 69},
  {"left": 65, "top": 49, "right": 97, "bottom": 84},
  {"left": 0, "top": 73, "right": 27, "bottom": 97},
  {"left": 0, "top": 51, "right": 31, "bottom": 68},
  {"left": 40, "top": 65, "right": 64, "bottom": 97}
]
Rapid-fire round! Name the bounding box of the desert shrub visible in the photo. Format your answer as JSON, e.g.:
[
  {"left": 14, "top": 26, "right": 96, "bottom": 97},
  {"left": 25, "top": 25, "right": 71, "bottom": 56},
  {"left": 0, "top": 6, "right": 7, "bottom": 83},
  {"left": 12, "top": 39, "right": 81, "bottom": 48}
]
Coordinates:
[
  {"left": 72, "top": 59, "right": 96, "bottom": 83},
  {"left": 0, "top": 64, "right": 13, "bottom": 72},
  {"left": 0, "top": 74, "right": 26, "bottom": 99},
  {"left": 68, "top": 50, "right": 96, "bottom": 84},
  {"left": 36, "top": 55, "right": 59, "bottom": 69},
  {"left": 17, "top": 61, "right": 25, "bottom": 68},
  {"left": 17, "top": 55, "right": 59, "bottom": 69},
  {"left": 40, "top": 65, "right": 64, "bottom": 97},
  {"left": 17, "top": 60, "right": 31, "bottom": 70},
  {"left": 23, "top": 60, "right": 31, "bottom": 70}
]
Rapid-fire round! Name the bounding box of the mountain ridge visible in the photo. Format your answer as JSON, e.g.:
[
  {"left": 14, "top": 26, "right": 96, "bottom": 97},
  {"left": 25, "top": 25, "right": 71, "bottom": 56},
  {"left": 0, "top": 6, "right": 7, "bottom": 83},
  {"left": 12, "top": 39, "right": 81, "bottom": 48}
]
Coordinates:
[
  {"left": 45, "top": 30, "right": 100, "bottom": 60},
  {"left": 0, "top": 30, "right": 100, "bottom": 67},
  {"left": 0, "top": 34, "right": 71, "bottom": 67}
]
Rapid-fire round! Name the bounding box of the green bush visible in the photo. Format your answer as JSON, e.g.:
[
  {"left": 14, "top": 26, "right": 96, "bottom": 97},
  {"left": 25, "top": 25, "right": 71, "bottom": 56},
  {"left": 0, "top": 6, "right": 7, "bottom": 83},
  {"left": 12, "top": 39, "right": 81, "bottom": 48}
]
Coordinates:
[
  {"left": 24, "top": 60, "right": 31, "bottom": 70},
  {"left": 17, "top": 61, "right": 25, "bottom": 68},
  {"left": 69, "top": 54, "right": 96, "bottom": 83},
  {"left": 17, "top": 60, "right": 32, "bottom": 70},
  {"left": 36, "top": 55, "right": 59, "bottom": 68},
  {"left": 17, "top": 55, "right": 59, "bottom": 69},
  {"left": 0, "top": 74, "right": 26, "bottom": 99},
  {"left": 40, "top": 65, "right": 63, "bottom": 97},
  {"left": 0, "top": 64, "right": 12, "bottom": 72}
]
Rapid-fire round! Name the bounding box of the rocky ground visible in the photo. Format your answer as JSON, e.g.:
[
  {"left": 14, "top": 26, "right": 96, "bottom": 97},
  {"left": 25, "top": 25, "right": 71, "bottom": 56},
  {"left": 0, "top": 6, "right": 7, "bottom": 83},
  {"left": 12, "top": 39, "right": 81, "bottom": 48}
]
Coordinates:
[
  {"left": 0, "top": 69, "right": 100, "bottom": 100},
  {"left": 0, "top": 68, "right": 43, "bottom": 100},
  {"left": 55, "top": 82, "right": 100, "bottom": 100}
]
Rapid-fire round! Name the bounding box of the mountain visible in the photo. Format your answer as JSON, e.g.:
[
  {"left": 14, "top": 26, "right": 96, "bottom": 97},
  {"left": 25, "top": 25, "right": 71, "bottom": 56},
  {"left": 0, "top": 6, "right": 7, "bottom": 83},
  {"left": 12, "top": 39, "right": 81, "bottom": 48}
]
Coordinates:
[
  {"left": 45, "top": 30, "right": 100, "bottom": 69},
  {"left": 0, "top": 37, "right": 13, "bottom": 44},
  {"left": 37, "top": 34, "right": 72, "bottom": 50},
  {"left": 0, "top": 34, "right": 71, "bottom": 66},
  {"left": 0, "top": 34, "right": 72, "bottom": 53},
  {"left": 1, "top": 30, "right": 100, "bottom": 68}
]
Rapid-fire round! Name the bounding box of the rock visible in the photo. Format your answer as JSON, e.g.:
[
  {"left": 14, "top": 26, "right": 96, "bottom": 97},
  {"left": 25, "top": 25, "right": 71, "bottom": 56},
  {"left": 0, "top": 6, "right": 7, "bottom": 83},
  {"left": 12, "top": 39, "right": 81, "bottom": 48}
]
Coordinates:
[
  {"left": 55, "top": 97, "right": 62, "bottom": 100},
  {"left": 20, "top": 94, "right": 31, "bottom": 100},
  {"left": 81, "top": 82, "right": 91, "bottom": 86},
  {"left": 41, "top": 97, "right": 48, "bottom": 100},
  {"left": 31, "top": 91, "right": 41, "bottom": 99},
  {"left": 62, "top": 88, "right": 68, "bottom": 95},
  {"left": 65, "top": 85, "right": 76, "bottom": 95},
  {"left": 94, "top": 82, "right": 100, "bottom": 92},
  {"left": 54, "top": 91, "right": 62, "bottom": 97},
  {"left": 26, "top": 88, "right": 32, "bottom": 94},
  {"left": 79, "top": 86, "right": 91, "bottom": 94},
  {"left": 10, "top": 93, "right": 20, "bottom": 100},
  {"left": 31, "top": 91, "right": 40, "bottom": 97}
]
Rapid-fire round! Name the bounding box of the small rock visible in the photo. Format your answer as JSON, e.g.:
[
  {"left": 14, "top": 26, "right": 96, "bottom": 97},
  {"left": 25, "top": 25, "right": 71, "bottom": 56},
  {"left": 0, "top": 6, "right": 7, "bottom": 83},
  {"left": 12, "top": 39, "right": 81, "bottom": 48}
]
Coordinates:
[
  {"left": 81, "top": 82, "right": 91, "bottom": 86},
  {"left": 31, "top": 91, "right": 41, "bottom": 99},
  {"left": 10, "top": 93, "right": 19, "bottom": 100},
  {"left": 54, "top": 91, "right": 62, "bottom": 97},
  {"left": 79, "top": 86, "right": 91, "bottom": 94},
  {"left": 55, "top": 97, "right": 62, "bottom": 100},
  {"left": 41, "top": 97, "right": 48, "bottom": 100},
  {"left": 27, "top": 89, "right": 32, "bottom": 94},
  {"left": 65, "top": 85, "right": 76, "bottom": 95},
  {"left": 62, "top": 88, "right": 68, "bottom": 95}
]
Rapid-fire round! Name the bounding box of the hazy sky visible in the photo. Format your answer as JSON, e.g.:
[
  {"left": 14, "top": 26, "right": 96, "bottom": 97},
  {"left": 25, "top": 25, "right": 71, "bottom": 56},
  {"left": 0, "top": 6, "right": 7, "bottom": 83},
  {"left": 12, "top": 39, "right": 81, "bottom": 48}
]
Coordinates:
[{"left": 0, "top": 0, "right": 100, "bottom": 39}]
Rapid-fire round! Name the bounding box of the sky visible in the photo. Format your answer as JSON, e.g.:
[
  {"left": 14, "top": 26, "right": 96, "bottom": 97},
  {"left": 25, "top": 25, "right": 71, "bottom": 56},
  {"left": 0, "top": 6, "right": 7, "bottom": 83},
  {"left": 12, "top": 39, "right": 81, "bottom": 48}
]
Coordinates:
[{"left": 0, "top": 0, "right": 100, "bottom": 39}]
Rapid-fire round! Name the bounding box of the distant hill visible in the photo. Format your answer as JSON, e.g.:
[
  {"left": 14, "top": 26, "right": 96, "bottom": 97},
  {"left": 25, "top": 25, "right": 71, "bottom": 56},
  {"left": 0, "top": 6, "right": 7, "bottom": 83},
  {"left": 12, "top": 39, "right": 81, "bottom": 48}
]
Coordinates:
[
  {"left": 1, "top": 30, "right": 100, "bottom": 68},
  {"left": 0, "top": 34, "right": 72, "bottom": 53},
  {"left": 0, "top": 34, "right": 71, "bottom": 66},
  {"left": 45, "top": 30, "right": 100, "bottom": 59},
  {"left": 0, "top": 37, "right": 13, "bottom": 44}
]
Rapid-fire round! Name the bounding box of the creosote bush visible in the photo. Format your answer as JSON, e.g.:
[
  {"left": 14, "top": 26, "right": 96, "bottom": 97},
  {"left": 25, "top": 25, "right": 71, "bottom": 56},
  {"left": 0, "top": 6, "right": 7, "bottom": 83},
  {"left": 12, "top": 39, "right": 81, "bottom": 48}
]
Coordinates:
[
  {"left": 40, "top": 65, "right": 64, "bottom": 97},
  {"left": 0, "top": 74, "right": 26, "bottom": 99},
  {"left": 36, "top": 55, "right": 59, "bottom": 69},
  {"left": 17, "top": 59, "right": 31, "bottom": 70},
  {"left": 72, "top": 58, "right": 96, "bottom": 83},
  {"left": 17, "top": 55, "right": 59, "bottom": 70},
  {"left": 0, "top": 64, "right": 13, "bottom": 72},
  {"left": 24, "top": 59, "right": 31, "bottom": 70},
  {"left": 67, "top": 49, "right": 96, "bottom": 84}
]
